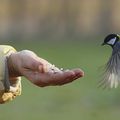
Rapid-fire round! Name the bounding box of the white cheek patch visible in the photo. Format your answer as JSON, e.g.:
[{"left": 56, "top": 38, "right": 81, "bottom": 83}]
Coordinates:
[{"left": 108, "top": 37, "right": 116, "bottom": 45}]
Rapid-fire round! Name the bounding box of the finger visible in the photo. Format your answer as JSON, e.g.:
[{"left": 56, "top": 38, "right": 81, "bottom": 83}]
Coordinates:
[
  {"left": 53, "top": 69, "right": 84, "bottom": 85},
  {"left": 38, "top": 64, "right": 47, "bottom": 73},
  {"left": 47, "top": 70, "right": 82, "bottom": 86},
  {"left": 32, "top": 71, "right": 75, "bottom": 87},
  {"left": 31, "top": 69, "right": 84, "bottom": 87},
  {"left": 30, "top": 59, "right": 47, "bottom": 73},
  {"left": 71, "top": 68, "right": 84, "bottom": 77}
]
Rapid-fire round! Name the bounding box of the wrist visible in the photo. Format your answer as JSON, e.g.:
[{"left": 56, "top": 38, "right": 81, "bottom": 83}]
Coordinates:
[{"left": 7, "top": 52, "right": 21, "bottom": 78}]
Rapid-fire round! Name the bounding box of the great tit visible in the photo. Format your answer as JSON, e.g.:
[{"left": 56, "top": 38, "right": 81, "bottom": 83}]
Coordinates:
[{"left": 101, "top": 34, "right": 120, "bottom": 88}]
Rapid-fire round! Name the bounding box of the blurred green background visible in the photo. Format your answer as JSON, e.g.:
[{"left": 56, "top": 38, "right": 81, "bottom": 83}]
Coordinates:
[{"left": 1, "top": 0, "right": 120, "bottom": 120}]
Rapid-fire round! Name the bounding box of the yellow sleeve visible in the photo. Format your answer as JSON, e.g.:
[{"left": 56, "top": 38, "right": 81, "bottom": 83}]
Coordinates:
[{"left": 0, "top": 45, "right": 21, "bottom": 104}]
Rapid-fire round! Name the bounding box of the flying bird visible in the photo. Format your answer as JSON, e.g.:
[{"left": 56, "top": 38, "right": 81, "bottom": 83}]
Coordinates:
[{"left": 100, "top": 34, "right": 120, "bottom": 88}]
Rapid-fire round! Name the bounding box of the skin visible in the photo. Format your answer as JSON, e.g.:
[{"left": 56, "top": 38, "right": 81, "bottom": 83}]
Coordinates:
[{"left": 7, "top": 50, "right": 84, "bottom": 87}]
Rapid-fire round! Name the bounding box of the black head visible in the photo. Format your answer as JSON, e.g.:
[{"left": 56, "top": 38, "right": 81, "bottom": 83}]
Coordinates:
[{"left": 102, "top": 34, "right": 120, "bottom": 47}]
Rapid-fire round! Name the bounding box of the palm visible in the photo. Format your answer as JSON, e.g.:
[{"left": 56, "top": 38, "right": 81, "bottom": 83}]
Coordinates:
[
  {"left": 22, "top": 68, "right": 83, "bottom": 87},
  {"left": 9, "top": 50, "right": 84, "bottom": 87}
]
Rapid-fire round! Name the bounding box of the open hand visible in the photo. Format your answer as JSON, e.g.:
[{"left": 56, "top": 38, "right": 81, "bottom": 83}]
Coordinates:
[{"left": 7, "top": 50, "right": 84, "bottom": 87}]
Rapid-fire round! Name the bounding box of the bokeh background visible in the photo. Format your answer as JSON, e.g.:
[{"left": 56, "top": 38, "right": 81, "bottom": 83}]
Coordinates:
[{"left": 1, "top": 0, "right": 120, "bottom": 120}]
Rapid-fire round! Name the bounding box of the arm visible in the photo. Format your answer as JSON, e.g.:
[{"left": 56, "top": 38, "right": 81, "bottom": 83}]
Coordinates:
[{"left": 0, "top": 46, "right": 84, "bottom": 104}]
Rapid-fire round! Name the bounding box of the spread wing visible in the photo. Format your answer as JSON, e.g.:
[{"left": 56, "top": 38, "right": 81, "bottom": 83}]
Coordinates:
[{"left": 99, "top": 50, "right": 120, "bottom": 88}]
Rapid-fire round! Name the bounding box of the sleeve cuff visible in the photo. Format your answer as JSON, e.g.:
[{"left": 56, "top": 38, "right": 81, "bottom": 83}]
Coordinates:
[{"left": 0, "top": 45, "right": 21, "bottom": 104}]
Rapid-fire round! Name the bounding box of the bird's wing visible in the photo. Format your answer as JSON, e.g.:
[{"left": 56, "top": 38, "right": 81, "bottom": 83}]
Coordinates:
[{"left": 99, "top": 50, "right": 120, "bottom": 88}]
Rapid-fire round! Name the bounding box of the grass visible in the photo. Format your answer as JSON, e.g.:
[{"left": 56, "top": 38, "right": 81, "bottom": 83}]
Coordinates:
[{"left": 1, "top": 39, "right": 120, "bottom": 120}]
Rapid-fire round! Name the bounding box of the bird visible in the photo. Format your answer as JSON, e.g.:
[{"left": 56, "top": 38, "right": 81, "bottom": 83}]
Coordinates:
[{"left": 100, "top": 34, "right": 120, "bottom": 88}]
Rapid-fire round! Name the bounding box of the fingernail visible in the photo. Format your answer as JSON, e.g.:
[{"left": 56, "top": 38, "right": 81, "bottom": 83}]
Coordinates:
[{"left": 76, "top": 71, "right": 84, "bottom": 77}]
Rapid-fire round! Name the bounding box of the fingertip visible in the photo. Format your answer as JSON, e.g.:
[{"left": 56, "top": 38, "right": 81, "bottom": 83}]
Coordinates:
[{"left": 72, "top": 69, "right": 84, "bottom": 77}]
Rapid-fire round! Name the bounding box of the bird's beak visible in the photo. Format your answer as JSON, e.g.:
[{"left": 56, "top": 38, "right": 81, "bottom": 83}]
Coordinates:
[{"left": 101, "top": 43, "right": 105, "bottom": 46}]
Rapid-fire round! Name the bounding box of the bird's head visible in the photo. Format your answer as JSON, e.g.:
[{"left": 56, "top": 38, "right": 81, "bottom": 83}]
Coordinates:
[{"left": 102, "top": 34, "right": 120, "bottom": 47}]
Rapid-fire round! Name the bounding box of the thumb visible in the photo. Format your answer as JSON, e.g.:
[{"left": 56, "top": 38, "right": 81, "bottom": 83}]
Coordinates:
[
  {"left": 28, "top": 59, "right": 44, "bottom": 72},
  {"left": 38, "top": 64, "right": 47, "bottom": 73}
]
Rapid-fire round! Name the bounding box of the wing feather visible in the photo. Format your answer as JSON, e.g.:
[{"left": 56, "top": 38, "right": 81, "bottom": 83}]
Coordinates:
[{"left": 99, "top": 50, "right": 120, "bottom": 88}]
